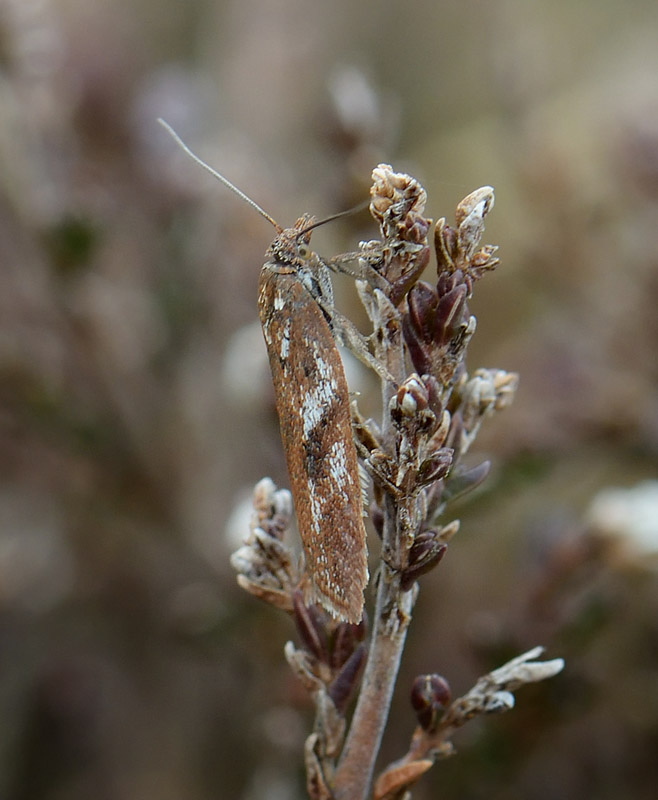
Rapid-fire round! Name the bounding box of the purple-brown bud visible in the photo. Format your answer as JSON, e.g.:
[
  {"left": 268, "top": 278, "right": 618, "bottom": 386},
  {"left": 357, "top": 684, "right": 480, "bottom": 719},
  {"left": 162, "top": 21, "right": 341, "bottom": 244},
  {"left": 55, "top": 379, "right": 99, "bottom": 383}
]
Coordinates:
[
  {"left": 396, "top": 375, "right": 429, "bottom": 416},
  {"left": 421, "top": 374, "right": 444, "bottom": 419},
  {"left": 434, "top": 283, "right": 469, "bottom": 344},
  {"left": 407, "top": 281, "right": 439, "bottom": 340},
  {"left": 329, "top": 643, "right": 367, "bottom": 714},
  {"left": 390, "top": 375, "right": 439, "bottom": 437},
  {"left": 403, "top": 211, "right": 431, "bottom": 244},
  {"left": 403, "top": 277, "right": 471, "bottom": 378},
  {"left": 401, "top": 531, "right": 448, "bottom": 590},
  {"left": 387, "top": 245, "right": 431, "bottom": 304},
  {"left": 403, "top": 283, "right": 438, "bottom": 377},
  {"left": 417, "top": 448, "right": 454, "bottom": 486},
  {"left": 434, "top": 218, "right": 459, "bottom": 274},
  {"left": 408, "top": 278, "right": 469, "bottom": 347},
  {"left": 410, "top": 673, "right": 452, "bottom": 732}
]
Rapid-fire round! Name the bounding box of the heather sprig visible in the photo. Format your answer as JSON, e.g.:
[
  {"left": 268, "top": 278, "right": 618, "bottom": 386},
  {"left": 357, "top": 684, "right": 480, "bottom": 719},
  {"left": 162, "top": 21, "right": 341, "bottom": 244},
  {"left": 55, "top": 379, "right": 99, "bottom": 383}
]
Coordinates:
[{"left": 231, "top": 164, "right": 563, "bottom": 800}]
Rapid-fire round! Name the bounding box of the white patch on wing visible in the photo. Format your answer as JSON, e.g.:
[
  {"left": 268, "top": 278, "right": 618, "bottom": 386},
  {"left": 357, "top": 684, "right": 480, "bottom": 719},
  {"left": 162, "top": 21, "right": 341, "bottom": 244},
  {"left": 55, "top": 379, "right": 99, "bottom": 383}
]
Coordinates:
[
  {"left": 300, "top": 340, "right": 340, "bottom": 439},
  {"left": 280, "top": 319, "right": 290, "bottom": 359},
  {"left": 327, "top": 440, "right": 350, "bottom": 500},
  {"left": 309, "top": 482, "right": 327, "bottom": 539}
]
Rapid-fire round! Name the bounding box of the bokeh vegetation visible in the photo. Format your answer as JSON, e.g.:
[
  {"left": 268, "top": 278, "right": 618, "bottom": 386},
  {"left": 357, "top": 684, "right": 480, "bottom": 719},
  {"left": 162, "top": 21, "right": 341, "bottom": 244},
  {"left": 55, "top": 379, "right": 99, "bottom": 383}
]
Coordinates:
[{"left": 1, "top": 1, "right": 657, "bottom": 798}]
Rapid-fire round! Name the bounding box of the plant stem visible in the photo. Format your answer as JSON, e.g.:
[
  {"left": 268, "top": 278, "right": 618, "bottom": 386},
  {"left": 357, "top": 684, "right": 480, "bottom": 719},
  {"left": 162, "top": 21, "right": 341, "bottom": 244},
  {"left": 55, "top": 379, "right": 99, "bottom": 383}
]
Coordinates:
[{"left": 332, "top": 534, "right": 414, "bottom": 800}]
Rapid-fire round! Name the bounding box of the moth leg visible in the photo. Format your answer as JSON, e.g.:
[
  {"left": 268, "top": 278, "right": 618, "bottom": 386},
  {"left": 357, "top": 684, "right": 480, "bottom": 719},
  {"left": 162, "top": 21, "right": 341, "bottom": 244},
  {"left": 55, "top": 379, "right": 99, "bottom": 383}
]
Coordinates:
[
  {"left": 325, "top": 250, "right": 391, "bottom": 294},
  {"left": 315, "top": 296, "right": 396, "bottom": 385},
  {"left": 353, "top": 440, "right": 401, "bottom": 496}
]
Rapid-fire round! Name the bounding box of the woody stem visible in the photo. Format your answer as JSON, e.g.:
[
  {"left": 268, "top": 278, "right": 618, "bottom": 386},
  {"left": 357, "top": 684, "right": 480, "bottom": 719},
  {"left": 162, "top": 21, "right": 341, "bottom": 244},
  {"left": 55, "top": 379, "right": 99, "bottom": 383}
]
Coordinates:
[{"left": 332, "top": 530, "right": 413, "bottom": 800}]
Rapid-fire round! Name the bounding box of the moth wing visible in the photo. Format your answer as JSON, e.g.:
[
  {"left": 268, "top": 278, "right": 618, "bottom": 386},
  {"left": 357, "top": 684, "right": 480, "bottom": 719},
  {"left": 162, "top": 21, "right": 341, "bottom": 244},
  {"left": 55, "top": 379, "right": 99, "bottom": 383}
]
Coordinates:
[{"left": 259, "top": 269, "right": 368, "bottom": 622}]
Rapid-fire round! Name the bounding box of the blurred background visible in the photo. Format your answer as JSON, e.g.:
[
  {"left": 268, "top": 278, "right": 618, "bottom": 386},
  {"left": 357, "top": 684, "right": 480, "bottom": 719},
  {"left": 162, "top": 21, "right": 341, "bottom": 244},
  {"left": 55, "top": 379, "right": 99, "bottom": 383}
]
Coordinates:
[{"left": 1, "top": 0, "right": 658, "bottom": 798}]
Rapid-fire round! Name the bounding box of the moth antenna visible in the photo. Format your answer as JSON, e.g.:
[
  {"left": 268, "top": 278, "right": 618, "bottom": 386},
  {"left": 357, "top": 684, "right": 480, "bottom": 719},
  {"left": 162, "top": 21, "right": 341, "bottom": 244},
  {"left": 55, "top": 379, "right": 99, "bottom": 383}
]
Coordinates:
[
  {"left": 298, "top": 199, "right": 370, "bottom": 239},
  {"left": 157, "top": 118, "right": 282, "bottom": 232}
]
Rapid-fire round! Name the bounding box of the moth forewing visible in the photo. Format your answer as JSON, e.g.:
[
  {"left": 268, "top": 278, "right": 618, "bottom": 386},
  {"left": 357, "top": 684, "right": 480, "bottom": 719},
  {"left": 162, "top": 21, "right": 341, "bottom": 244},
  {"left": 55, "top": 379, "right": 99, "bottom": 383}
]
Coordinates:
[{"left": 258, "top": 220, "right": 368, "bottom": 623}]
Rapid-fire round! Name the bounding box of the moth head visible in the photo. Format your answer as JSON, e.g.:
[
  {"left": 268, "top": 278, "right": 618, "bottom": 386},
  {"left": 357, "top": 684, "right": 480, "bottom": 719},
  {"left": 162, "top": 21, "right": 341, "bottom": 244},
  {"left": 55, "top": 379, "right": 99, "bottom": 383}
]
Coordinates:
[{"left": 268, "top": 214, "right": 317, "bottom": 265}]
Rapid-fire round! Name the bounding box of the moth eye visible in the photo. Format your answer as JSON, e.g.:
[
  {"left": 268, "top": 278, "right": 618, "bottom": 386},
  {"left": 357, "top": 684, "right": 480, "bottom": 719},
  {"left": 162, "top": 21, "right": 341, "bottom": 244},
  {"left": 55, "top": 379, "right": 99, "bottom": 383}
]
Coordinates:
[{"left": 297, "top": 243, "right": 311, "bottom": 259}]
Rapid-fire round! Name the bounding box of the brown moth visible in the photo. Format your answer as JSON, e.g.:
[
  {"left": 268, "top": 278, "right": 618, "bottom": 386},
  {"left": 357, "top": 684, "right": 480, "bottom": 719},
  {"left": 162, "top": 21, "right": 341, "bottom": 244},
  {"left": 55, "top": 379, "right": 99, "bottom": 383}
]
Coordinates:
[
  {"left": 258, "top": 217, "right": 368, "bottom": 622},
  {"left": 159, "top": 121, "right": 368, "bottom": 622}
]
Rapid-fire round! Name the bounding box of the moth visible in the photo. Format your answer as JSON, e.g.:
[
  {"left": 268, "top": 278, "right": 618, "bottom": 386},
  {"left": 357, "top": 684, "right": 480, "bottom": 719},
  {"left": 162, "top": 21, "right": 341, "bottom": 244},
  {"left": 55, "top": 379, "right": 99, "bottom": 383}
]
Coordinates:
[
  {"left": 259, "top": 216, "right": 368, "bottom": 623},
  {"left": 159, "top": 120, "right": 368, "bottom": 622}
]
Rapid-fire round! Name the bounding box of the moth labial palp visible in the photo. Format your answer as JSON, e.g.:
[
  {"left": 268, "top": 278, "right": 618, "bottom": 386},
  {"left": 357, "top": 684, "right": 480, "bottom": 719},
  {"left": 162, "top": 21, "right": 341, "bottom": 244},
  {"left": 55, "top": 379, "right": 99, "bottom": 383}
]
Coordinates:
[{"left": 155, "top": 119, "right": 369, "bottom": 623}]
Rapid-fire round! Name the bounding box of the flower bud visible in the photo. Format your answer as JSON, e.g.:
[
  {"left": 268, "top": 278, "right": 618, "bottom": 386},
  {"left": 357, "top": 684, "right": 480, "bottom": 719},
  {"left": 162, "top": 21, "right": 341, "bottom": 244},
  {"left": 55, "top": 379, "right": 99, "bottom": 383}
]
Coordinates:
[
  {"left": 329, "top": 644, "right": 367, "bottom": 714},
  {"left": 396, "top": 375, "right": 429, "bottom": 416},
  {"left": 410, "top": 673, "right": 452, "bottom": 731},
  {"left": 401, "top": 531, "right": 449, "bottom": 590},
  {"left": 434, "top": 218, "right": 459, "bottom": 273}
]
